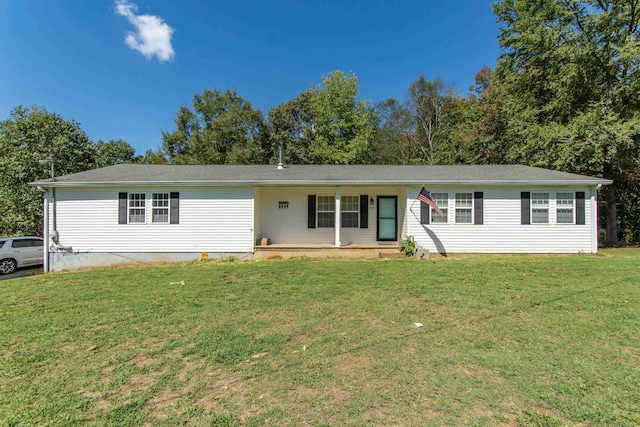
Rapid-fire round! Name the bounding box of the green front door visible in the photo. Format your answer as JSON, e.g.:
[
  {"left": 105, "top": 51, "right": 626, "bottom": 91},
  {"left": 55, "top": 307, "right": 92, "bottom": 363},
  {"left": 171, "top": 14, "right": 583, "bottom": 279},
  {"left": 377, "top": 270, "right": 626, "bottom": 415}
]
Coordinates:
[{"left": 377, "top": 196, "right": 397, "bottom": 241}]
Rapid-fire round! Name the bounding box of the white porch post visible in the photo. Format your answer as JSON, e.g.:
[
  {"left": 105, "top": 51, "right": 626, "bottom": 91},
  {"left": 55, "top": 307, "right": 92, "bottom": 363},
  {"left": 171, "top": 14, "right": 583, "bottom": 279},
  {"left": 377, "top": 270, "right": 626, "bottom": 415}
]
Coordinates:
[{"left": 335, "top": 187, "right": 341, "bottom": 247}]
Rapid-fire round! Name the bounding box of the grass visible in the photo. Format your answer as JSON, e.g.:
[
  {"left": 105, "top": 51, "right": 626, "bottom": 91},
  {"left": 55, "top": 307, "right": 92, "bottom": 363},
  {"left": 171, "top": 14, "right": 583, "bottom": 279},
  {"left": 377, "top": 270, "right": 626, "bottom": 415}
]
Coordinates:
[{"left": 1, "top": 249, "right": 639, "bottom": 426}]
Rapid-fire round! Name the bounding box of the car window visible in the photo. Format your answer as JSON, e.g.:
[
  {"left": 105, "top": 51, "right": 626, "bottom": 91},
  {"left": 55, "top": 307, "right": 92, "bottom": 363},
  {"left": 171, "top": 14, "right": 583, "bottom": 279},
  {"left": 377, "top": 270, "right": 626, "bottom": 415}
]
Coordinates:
[
  {"left": 28, "top": 239, "right": 44, "bottom": 247},
  {"left": 11, "top": 239, "right": 32, "bottom": 248},
  {"left": 0, "top": 240, "right": 5, "bottom": 248}
]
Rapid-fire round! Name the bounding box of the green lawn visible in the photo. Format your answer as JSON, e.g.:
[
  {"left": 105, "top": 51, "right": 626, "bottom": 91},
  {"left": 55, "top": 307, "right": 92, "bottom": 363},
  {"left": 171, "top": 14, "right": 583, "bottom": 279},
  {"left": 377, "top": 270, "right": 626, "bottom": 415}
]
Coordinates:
[{"left": 1, "top": 250, "right": 639, "bottom": 426}]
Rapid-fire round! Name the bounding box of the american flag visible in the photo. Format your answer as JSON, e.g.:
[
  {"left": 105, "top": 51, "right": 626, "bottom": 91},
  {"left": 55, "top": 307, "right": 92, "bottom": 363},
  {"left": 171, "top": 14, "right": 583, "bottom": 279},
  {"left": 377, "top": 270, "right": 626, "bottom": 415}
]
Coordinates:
[{"left": 417, "top": 186, "right": 443, "bottom": 217}]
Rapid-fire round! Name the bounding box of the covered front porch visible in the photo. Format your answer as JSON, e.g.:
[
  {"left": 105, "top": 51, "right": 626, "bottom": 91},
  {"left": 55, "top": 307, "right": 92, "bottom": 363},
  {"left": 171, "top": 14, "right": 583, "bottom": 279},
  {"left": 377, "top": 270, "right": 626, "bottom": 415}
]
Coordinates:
[{"left": 254, "top": 186, "right": 408, "bottom": 248}]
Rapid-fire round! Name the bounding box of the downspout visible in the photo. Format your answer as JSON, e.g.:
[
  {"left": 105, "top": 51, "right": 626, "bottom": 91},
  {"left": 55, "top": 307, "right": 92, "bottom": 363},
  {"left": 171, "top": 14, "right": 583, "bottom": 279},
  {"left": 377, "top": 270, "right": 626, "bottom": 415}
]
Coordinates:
[
  {"left": 594, "top": 184, "right": 602, "bottom": 253},
  {"left": 37, "top": 186, "right": 49, "bottom": 272},
  {"left": 52, "top": 187, "right": 57, "bottom": 234},
  {"left": 50, "top": 158, "right": 58, "bottom": 247}
]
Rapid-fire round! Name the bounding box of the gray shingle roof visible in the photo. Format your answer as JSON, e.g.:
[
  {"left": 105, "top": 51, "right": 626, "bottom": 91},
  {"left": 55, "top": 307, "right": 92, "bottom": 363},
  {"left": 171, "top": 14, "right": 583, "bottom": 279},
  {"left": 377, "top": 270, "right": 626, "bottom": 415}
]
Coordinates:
[{"left": 31, "top": 164, "right": 612, "bottom": 187}]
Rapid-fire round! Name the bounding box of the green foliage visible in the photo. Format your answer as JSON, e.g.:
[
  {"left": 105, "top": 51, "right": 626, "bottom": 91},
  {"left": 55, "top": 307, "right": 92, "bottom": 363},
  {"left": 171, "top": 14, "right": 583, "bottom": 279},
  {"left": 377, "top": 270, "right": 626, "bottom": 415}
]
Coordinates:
[
  {"left": 140, "top": 148, "right": 168, "bottom": 164},
  {"left": 310, "top": 70, "right": 374, "bottom": 164},
  {"left": 398, "top": 235, "right": 418, "bottom": 257},
  {"left": 371, "top": 75, "right": 459, "bottom": 165},
  {"left": 487, "top": 0, "right": 640, "bottom": 245},
  {"left": 371, "top": 97, "right": 413, "bottom": 164},
  {"left": 162, "top": 89, "right": 267, "bottom": 164},
  {"left": 94, "top": 139, "right": 138, "bottom": 168},
  {"left": 267, "top": 90, "right": 316, "bottom": 164},
  {"left": 406, "top": 75, "right": 457, "bottom": 164},
  {"left": 0, "top": 106, "right": 96, "bottom": 236}
]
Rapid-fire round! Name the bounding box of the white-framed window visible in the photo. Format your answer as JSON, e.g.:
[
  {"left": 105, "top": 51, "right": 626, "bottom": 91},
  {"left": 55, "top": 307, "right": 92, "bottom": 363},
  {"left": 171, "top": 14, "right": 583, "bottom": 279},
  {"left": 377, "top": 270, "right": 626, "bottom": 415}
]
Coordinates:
[
  {"left": 128, "top": 193, "right": 146, "bottom": 223},
  {"left": 531, "top": 192, "right": 549, "bottom": 224},
  {"left": 152, "top": 193, "right": 170, "bottom": 223},
  {"left": 341, "top": 195, "right": 359, "bottom": 228},
  {"left": 556, "top": 192, "right": 574, "bottom": 224},
  {"left": 317, "top": 196, "right": 335, "bottom": 228},
  {"left": 455, "top": 193, "right": 472, "bottom": 223},
  {"left": 431, "top": 192, "right": 448, "bottom": 223}
]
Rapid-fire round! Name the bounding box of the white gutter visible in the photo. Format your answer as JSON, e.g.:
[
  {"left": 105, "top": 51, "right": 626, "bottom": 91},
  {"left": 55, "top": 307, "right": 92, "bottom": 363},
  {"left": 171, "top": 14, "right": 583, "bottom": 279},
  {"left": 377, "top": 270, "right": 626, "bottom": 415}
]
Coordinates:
[
  {"left": 36, "top": 186, "right": 49, "bottom": 273},
  {"left": 593, "top": 184, "right": 602, "bottom": 253},
  {"left": 30, "top": 179, "right": 614, "bottom": 188}
]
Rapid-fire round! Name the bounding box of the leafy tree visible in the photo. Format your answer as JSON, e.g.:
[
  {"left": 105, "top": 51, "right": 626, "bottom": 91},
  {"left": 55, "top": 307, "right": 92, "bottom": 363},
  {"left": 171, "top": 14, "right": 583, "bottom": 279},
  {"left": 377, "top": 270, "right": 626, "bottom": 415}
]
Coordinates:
[
  {"left": 405, "top": 75, "right": 457, "bottom": 164},
  {"left": 370, "top": 76, "right": 460, "bottom": 165},
  {"left": 94, "top": 139, "right": 137, "bottom": 168},
  {"left": 371, "top": 98, "right": 413, "bottom": 164},
  {"left": 0, "top": 106, "right": 96, "bottom": 236},
  {"left": 491, "top": 0, "right": 640, "bottom": 245},
  {"left": 141, "top": 148, "right": 168, "bottom": 164},
  {"left": 267, "top": 90, "right": 316, "bottom": 164},
  {"left": 162, "top": 89, "right": 266, "bottom": 164},
  {"left": 310, "top": 71, "right": 374, "bottom": 164},
  {"left": 454, "top": 66, "right": 517, "bottom": 165}
]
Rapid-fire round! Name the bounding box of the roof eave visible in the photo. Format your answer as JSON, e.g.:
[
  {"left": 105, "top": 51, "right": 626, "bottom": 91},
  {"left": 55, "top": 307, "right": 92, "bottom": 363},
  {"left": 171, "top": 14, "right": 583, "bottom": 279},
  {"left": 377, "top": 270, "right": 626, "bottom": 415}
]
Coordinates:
[{"left": 29, "top": 179, "right": 613, "bottom": 188}]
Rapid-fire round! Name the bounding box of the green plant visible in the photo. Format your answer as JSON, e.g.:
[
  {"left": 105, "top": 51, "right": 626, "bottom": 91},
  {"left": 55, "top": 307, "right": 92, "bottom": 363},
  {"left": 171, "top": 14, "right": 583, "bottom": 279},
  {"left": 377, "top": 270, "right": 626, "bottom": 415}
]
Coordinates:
[{"left": 398, "top": 235, "right": 418, "bottom": 257}]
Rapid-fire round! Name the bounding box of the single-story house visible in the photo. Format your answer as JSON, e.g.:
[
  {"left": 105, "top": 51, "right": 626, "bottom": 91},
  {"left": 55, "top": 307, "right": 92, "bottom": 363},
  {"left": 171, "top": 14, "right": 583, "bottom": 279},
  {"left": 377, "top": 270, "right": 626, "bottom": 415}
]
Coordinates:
[{"left": 30, "top": 164, "right": 611, "bottom": 271}]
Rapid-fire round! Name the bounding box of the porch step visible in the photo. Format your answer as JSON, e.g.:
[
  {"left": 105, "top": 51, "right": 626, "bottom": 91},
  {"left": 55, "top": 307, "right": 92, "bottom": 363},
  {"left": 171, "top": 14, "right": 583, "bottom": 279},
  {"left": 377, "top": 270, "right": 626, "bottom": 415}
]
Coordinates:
[
  {"left": 255, "top": 244, "right": 400, "bottom": 259},
  {"left": 378, "top": 252, "right": 407, "bottom": 259}
]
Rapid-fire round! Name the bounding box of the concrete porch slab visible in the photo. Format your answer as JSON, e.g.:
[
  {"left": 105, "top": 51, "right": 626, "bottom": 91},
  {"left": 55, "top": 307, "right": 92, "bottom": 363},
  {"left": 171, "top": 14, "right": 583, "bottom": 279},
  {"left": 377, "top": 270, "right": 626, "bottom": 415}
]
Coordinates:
[{"left": 255, "top": 243, "right": 401, "bottom": 259}]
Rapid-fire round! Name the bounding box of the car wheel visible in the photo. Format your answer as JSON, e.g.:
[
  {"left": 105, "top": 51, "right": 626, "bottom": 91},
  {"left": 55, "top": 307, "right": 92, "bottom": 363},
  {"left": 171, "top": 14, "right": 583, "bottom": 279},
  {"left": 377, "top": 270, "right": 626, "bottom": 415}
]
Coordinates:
[{"left": 0, "top": 259, "right": 17, "bottom": 275}]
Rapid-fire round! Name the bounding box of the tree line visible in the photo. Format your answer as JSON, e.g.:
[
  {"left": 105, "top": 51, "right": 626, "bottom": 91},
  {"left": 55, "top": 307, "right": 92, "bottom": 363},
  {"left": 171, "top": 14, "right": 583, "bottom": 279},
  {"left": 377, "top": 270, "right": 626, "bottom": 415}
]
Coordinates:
[{"left": 1, "top": 0, "right": 639, "bottom": 244}]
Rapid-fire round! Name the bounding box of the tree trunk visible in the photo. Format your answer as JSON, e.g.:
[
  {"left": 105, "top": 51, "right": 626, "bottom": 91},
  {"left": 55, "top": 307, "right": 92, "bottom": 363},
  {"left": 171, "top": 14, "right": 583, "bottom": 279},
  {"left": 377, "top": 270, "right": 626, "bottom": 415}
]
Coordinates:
[{"left": 605, "top": 182, "right": 618, "bottom": 246}]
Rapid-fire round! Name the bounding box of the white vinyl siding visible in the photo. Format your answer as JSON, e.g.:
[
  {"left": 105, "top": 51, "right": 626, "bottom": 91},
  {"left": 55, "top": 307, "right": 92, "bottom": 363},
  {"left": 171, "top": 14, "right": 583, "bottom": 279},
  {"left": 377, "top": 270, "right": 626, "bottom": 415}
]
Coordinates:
[
  {"left": 407, "top": 187, "right": 597, "bottom": 253},
  {"left": 52, "top": 187, "right": 254, "bottom": 253}
]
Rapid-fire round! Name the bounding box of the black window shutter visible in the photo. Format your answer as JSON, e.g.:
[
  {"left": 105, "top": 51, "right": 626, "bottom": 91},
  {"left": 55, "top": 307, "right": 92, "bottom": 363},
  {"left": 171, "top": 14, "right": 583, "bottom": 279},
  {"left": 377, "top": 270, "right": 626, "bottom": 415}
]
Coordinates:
[
  {"left": 308, "top": 195, "right": 316, "bottom": 228},
  {"left": 521, "top": 192, "right": 531, "bottom": 225},
  {"left": 420, "top": 201, "right": 430, "bottom": 224},
  {"left": 576, "top": 192, "right": 585, "bottom": 225},
  {"left": 170, "top": 192, "right": 179, "bottom": 224},
  {"left": 118, "top": 192, "right": 127, "bottom": 224},
  {"left": 474, "top": 192, "right": 484, "bottom": 225},
  {"left": 360, "top": 195, "right": 368, "bottom": 228}
]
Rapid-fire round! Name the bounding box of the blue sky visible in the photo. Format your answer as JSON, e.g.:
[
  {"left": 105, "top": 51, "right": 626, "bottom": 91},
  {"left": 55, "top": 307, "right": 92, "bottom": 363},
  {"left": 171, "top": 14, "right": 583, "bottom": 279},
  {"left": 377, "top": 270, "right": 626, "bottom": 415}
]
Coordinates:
[{"left": 0, "top": 1, "right": 501, "bottom": 155}]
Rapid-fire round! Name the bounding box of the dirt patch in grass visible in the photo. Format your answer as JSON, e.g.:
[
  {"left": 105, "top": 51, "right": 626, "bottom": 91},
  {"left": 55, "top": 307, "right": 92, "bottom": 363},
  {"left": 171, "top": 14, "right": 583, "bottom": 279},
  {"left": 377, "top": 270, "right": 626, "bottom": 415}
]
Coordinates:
[
  {"left": 176, "top": 356, "right": 206, "bottom": 383},
  {"left": 456, "top": 364, "right": 505, "bottom": 383},
  {"left": 295, "top": 334, "right": 315, "bottom": 347},
  {"left": 81, "top": 390, "right": 113, "bottom": 412},
  {"left": 332, "top": 353, "right": 374, "bottom": 377},
  {"left": 147, "top": 390, "right": 182, "bottom": 420},
  {"left": 131, "top": 354, "right": 158, "bottom": 368},
  {"left": 328, "top": 386, "right": 352, "bottom": 404},
  {"left": 195, "top": 371, "right": 251, "bottom": 413}
]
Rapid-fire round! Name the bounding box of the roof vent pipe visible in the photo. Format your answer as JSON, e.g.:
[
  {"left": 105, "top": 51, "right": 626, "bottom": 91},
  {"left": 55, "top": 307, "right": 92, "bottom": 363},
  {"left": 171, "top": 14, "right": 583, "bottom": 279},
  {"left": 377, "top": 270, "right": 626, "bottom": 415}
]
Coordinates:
[{"left": 277, "top": 146, "right": 285, "bottom": 170}]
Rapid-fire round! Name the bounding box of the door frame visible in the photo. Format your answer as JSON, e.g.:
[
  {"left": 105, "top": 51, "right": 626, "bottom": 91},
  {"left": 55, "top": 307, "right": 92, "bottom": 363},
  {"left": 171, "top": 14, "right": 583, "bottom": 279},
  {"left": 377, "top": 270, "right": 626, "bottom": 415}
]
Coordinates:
[{"left": 377, "top": 196, "right": 397, "bottom": 241}]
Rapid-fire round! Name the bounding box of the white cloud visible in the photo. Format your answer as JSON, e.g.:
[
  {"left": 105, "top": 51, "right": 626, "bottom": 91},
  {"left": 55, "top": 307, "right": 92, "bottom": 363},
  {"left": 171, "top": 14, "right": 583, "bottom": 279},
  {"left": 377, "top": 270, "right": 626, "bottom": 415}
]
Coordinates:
[{"left": 114, "top": 0, "right": 175, "bottom": 62}]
